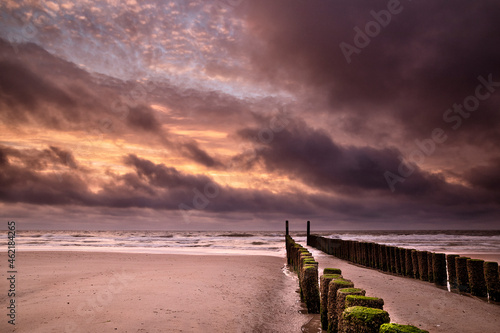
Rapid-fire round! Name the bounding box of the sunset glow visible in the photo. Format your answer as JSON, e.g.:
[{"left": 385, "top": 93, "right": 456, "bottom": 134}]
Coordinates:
[{"left": 1, "top": 0, "right": 500, "bottom": 230}]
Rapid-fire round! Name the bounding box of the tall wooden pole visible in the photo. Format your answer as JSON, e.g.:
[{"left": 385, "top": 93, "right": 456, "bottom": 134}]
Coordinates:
[{"left": 307, "top": 220, "right": 310, "bottom": 245}]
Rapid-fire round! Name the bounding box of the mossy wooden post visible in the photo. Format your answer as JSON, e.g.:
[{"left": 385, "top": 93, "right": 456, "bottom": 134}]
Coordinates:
[
  {"left": 427, "top": 252, "right": 434, "bottom": 283},
  {"left": 379, "top": 323, "right": 429, "bottom": 333},
  {"left": 300, "top": 253, "right": 313, "bottom": 279},
  {"left": 302, "top": 265, "right": 321, "bottom": 313},
  {"left": 405, "top": 249, "right": 413, "bottom": 277},
  {"left": 411, "top": 250, "right": 420, "bottom": 279},
  {"left": 285, "top": 220, "right": 289, "bottom": 237},
  {"left": 321, "top": 272, "right": 343, "bottom": 330},
  {"left": 340, "top": 306, "right": 390, "bottom": 333},
  {"left": 433, "top": 253, "right": 447, "bottom": 287},
  {"left": 456, "top": 256, "right": 470, "bottom": 293},
  {"left": 484, "top": 261, "right": 500, "bottom": 302},
  {"left": 327, "top": 279, "right": 354, "bottom": 333},
  {"left": 417, "top": 251, "right": 428, "bottom": 281},
  {"left": 324, "top": 268, "right": 342, "bottom": 275},
  {"left": 467, "top": 259, "right": 487, "bottom": 297},
  {"left": 345, "top": 295, "right": 384, "bottom": 310},
  {"left": 446, "top": 254, "right": 459, "bottom": 289},
  {"left": 336, "top": 288, "right": 366, "bottom": 333}
]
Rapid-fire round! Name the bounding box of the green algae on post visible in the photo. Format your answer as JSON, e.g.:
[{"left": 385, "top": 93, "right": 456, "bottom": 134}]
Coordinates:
[
  {"left": 340, "top": 306, "right": 390, "bottom": 333},
  {"left": 467, "top": 259, "right": 487, "bottom": 297},
  {"left": 379, "top": 323, "right": 429, "bottom": 333},
  {"left": 344, "top": 295, "right": 384, "bottom": 310},
  {"left": 335, "top": 288, "right": 366, "bottom": 333},
  {"left": 327, "top": 279, "right": 354, "bottom": 333},
  {"left": 321, "top": 273, "right": 342, "bottom": 330},
  {"left": 302, "top": 265, "right": 321, "bottom": 313},
  {"left": 324, "top": 268, "right": 342, "bottom": 275}
]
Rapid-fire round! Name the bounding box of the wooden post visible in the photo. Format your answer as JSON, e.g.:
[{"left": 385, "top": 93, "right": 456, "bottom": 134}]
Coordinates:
[
  {"left": 285, "top": 220, "right": 289, "bottom": 237},
  {"left": 446, "top": 254, "right": 459, "bottom": 289},
  {"left": 484, "top": 261, "right": 500, "bottom": 301},
  {"left": 467, "top": 259, "right": 487, "bottom": 297},
  {"left": 456, "top": 257, "right": 470, "bottom": 293},
  {"left": 433, "top": 253, "right": 447, "bottom": 287},
  {"left": 307, "top": 220, "right": 310, "bottom": 245}
]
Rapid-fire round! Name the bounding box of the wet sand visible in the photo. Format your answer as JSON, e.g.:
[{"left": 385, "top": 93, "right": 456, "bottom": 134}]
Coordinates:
[
  {"left": 306, "top": 246, "right": 500, "bottom": 333},
  {"left": 0, "top": 251, "right": 310, "bottom": 333}
]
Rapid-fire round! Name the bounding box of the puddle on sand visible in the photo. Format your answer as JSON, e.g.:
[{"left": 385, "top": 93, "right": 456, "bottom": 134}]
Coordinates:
[{"left": 301, "top": 314, "right": 322, "bottom": 332}]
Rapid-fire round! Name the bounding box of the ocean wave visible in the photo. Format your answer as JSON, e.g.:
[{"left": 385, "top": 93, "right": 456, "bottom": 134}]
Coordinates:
[{"left": 218, "top": 233, "right": 255, "bottom": 237}]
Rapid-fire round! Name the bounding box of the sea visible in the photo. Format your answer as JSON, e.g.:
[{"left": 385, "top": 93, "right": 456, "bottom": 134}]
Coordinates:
[{"left": 4, "top": 230, "right": 500, "bottom": 257}]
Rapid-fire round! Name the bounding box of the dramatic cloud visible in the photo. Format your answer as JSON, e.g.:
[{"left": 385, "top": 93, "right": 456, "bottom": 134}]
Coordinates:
[{"left": 1, "top": 0, "right": 499, "bottom": 229}]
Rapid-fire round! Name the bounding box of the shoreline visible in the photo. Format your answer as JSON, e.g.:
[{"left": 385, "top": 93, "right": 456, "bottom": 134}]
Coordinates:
[
  {"left": 1, "top": 251, "right": 309, "bottom": 333},
  {"left": 14, "top": 246, "right": 286, "bottom": 257}
]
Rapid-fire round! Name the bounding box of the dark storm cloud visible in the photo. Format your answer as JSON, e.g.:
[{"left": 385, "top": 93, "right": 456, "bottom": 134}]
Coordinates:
[
  {"left": 1, "top": 145, "right": 500, "bottom": 227},
  {"left": 0, "top": 145, "right": 92, "bottom": 205},
  {"left": 126, "top": 105, "right": 163, "bottom": 132},
  {"left": 178, "top": 141, "right": 222, "bottom": 168},
  {"left": 0, "top": 146, "right": 316, "bottom": 214},
  {"left": 237, "top": 117, "right": 445, "bottom": 196},
  {"left": 235, "top": 114, "right": 500, "bottom": 227},
  {"left": 123, "top": 154, "right": 212, "bottom": 189},
  {"left": 0, "top": 145, "right": 78, "bottom": 171},
  {"left": 243, "top": 0, "right": 500, "bottom": 144},
  {"left": 464, "top": 158, "right": 500, "bottom": 194},
  {"left": 48, "top": 146, "right": 78, "bottom": 169}
]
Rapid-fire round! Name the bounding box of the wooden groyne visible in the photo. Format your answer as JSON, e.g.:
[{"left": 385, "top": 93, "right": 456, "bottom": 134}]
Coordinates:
[
  {"left": 285, "top": 221, "right": 320, "bottom": 314},
  {"left": 306, "top": 227, "right": 500, "bottom": 303},
  {"left": 287, "top": 221, "right": 429, "bottom": 332}
]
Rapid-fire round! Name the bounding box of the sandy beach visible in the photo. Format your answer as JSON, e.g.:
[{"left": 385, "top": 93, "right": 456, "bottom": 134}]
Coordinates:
[
  {"left": 307, "top": 246, "right": 500, "bottom": 333},
  {"left": 1, "top": 251, "right": 310, "bottom": 333},
  {"left": 3, "top": 249, "right": 500, "bottom": 333}
]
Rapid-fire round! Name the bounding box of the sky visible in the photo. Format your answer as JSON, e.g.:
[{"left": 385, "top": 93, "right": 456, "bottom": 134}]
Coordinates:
[{"left": 1, "top": 0, "right": 500, "bottom": 230}]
